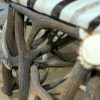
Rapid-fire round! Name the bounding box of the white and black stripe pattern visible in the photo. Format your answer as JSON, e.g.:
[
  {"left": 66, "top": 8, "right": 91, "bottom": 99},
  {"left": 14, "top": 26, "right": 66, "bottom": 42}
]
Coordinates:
[
  {"left": 33, "top": 0, "right": 63, "bottom": 16},
  {"left": 50, "top": 0, "right": 75, "bottom": 18},
  {"left": 88, "top": 15, "right": 100, "bottom": 32},
  {"left": 11, "top": 0, "right": 100, "bottom": 32},
  {"left": 27, "top": 0, "right": 36, "bottom": 9}
]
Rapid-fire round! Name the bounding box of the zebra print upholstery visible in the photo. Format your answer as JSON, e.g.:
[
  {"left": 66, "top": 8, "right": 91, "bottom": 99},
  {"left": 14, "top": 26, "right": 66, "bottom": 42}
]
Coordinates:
[{"left": 11, "top": 0, "right": 100, "bottom": 32}]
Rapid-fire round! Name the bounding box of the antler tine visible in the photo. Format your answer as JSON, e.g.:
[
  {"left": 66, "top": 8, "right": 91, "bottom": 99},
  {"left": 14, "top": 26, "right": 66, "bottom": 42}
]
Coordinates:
[{"left": 28, "top": 63, "right": 53, "bottom": 100}]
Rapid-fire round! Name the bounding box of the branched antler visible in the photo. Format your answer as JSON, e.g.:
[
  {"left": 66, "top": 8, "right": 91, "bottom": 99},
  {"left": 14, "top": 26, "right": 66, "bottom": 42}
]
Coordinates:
[{"left": 28, "top": 63, "right": 53, "bottom": 100}]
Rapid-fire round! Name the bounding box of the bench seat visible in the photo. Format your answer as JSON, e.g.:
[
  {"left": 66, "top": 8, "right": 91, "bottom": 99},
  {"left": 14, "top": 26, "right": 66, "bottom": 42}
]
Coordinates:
[{"left": 11, "top": 0, "right": 100, "bottom": 32}]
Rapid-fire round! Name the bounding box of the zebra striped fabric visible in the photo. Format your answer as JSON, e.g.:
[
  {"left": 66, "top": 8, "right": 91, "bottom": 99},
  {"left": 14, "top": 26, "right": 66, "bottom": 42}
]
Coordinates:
[{"left": 11, "top": 0, "right": 100, "bottom": 32}]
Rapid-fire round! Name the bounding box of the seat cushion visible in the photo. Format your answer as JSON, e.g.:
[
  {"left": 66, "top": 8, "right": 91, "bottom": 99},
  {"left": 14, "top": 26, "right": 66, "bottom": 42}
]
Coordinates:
[{"left": 11, "top": 0, "right": 100, "bottom": 32}]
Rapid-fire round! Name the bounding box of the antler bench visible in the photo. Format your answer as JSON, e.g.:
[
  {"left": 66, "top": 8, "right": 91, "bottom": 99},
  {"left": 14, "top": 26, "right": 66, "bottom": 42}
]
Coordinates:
[{"left": 0, "top": 0, "right": 100, "bottom": 100}]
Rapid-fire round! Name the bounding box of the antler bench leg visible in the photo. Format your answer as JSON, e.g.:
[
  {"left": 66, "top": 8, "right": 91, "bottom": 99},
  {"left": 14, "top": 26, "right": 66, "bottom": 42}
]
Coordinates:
[
  {"left": 1, "top": 5, "right": 17, "bottom": 96},
  {"left": 2, "top": 66, "right": 14, "bottom": 96},
  {"left": 15, "top": 10, "right": 31, "bottom": 100},
  {"left": 59, "top": 61, "right": 88, "bottom": 100}
]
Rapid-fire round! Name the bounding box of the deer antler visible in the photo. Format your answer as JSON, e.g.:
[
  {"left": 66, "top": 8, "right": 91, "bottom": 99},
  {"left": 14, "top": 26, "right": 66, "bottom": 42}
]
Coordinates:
[{"left": 28, "top": 63, "right": 53, "bottom": 100}]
